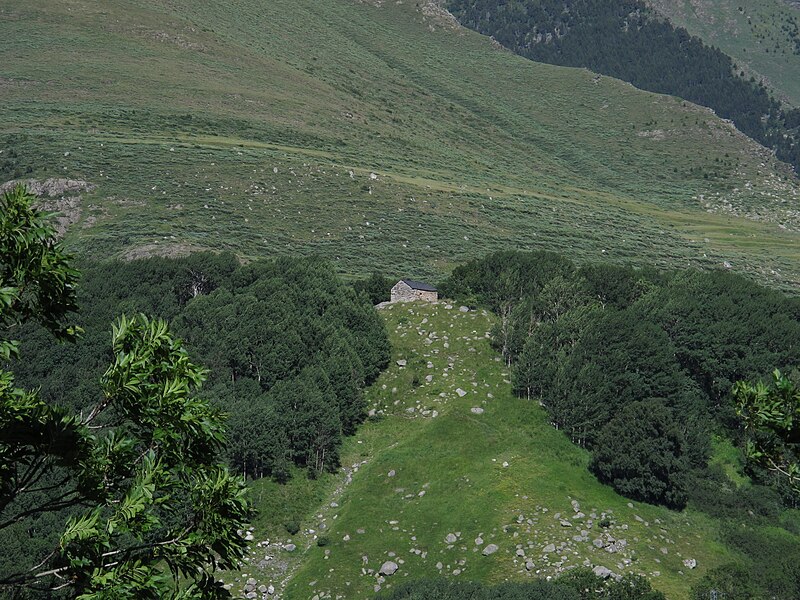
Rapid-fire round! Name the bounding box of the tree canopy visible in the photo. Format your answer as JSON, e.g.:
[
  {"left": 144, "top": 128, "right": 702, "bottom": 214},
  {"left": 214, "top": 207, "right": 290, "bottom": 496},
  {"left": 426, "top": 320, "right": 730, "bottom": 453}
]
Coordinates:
[{"left": 0, "top": 185, "right": 249, "bottom": 598}]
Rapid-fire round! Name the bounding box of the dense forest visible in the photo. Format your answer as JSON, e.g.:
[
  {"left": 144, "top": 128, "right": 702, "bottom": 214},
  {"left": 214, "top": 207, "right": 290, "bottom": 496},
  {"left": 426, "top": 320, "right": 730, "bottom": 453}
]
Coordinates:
[
  {"left": 9, "top": 253, "right": 390, "bottom": 481},
  {"left": 445, "top": 0, "right": 800, "bottom": 172}
]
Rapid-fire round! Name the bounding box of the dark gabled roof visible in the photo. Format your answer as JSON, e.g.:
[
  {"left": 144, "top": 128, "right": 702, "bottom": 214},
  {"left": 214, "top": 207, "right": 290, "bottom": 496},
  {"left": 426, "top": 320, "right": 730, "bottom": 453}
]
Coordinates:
[{"left": 401, "top": 279, "right": 437, "bottom": 292}]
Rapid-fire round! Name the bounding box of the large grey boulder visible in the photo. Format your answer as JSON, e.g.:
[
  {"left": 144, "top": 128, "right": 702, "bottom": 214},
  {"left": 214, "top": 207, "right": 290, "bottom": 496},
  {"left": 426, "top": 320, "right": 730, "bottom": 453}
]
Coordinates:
[
  {"left": 379, "top": 561, "right": 399, "bottom": 576},
  {"left": 482, "top": 544, "right": 499, "bottom": 556}
]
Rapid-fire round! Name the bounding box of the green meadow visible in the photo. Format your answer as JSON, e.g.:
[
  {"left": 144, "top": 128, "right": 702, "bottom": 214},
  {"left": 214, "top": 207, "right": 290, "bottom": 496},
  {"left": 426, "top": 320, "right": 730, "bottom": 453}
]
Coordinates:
[{"left": 1, "top": 0, "right": 799, "bottom": 288}]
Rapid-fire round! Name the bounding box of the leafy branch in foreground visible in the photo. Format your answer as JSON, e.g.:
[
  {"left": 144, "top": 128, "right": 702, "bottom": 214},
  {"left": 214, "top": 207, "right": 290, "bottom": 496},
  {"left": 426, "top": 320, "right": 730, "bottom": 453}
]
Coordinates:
[
  {"left": 0, "top": 184, "right": 249, "bottom": 598},
  {"left": 734, "top": 369, "right": 800, "bottom": 493}
]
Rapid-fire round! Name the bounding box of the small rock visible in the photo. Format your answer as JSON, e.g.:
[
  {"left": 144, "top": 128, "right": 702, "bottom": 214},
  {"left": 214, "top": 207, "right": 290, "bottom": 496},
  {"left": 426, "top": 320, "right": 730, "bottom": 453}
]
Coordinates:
[
  {"left": 543, "top": 544, "right": 556, "bottom": 553},
  {"left": 683, "top": 558, "right": 697, "bottom": 569},
  {"left": 445, "top": 533, "right": 458, "bottom": 544},
  {"left": 396, "top": 359, "right": 407, "bottom": 367},
  {"left": 456, "top": 388, "right": 467, "bottom": 397},
  {"left": 388, "top": 470, "right": 396, "bottom": 477},
  {"left": 525, "top": 560, "right": 535, "bottom": 571},
  {"left": 471, "top": 407, "right": 485, "bottom": 414},
  {"left": 283, "top": 544, "right": 296, "bottom": 552}
]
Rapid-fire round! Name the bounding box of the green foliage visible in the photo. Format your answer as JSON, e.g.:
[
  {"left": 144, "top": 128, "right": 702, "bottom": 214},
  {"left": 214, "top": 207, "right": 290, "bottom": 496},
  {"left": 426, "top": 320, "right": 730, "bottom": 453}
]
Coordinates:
[
  {"left": 590, "top": 400, "right": 690, "bottom": 509},
  {"left": 690, "top": 563, "right": 757, "bottom": 600},
  {"left": 686, "top": 464, "right": 782, "bottom": 521},
  {"left": 733, "top": 369, "right": 800, "bottom": 492},
  {"left": 375, "top": 578, "right": 579, "bottom": 599},
  {"left": 558, "top": 569, "right": 666, "bottom": 600},
  {"left": 352, "top": 272, "right": 394, "bottom": 305},
  {"left": 0, "top": 187, "right": 249, "bottom": 598},
  {"left": 0, "top": 185, "right": 81, "bottom": 354},
  {"left": 375, "top": 570, "right": 665, "bottom": 599},
  {"left": 719, "top": 524, "right": 800, "bottom": 599},
  {"left": 284, "top": 521, "right": 300, "bottom": 535}
]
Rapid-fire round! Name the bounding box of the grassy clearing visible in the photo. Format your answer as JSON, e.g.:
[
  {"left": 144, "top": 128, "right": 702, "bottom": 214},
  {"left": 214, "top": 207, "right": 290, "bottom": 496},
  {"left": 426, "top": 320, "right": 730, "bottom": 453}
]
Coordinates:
[
  {"left": 1, "top": 0, "right": 799, "bottom": 289},
  {"left": 234, "top": 302, "right": 747, "bottom": 600}
]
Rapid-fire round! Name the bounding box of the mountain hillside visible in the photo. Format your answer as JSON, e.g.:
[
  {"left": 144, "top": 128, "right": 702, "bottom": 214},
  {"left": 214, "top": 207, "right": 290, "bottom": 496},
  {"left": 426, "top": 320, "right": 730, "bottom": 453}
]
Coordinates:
[
  {"left": 647, "top": 0, "right": 800, "bottom": 106},
  {"left": 1, "top": 0, "right": 799, "bottom": 288}
]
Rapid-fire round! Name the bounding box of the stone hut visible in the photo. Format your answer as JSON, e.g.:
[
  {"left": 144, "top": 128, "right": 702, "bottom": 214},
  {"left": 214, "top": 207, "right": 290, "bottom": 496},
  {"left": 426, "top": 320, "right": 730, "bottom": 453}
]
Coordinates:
[{"left": 390, "top": 279, "right": 438, "bottom": 303}]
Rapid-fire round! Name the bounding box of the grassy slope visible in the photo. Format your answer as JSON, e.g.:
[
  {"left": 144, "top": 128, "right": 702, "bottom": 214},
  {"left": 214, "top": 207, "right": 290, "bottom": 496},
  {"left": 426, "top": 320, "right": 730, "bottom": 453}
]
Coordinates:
[
  {"left": 647, "top": 0, "right": 800, "bottom": 106},
  {"left": 1, "top": 0, "right": 799, "bottom": 288},
  {"left": 234, "top": 302, "right": 750, "bottom": 600}
]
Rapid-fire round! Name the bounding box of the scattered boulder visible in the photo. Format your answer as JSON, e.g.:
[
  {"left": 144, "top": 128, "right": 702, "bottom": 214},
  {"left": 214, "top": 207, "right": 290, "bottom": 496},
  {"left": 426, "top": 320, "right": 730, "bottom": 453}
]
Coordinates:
[
  {"left": 471, "top": 407, "right": 485, "bottom": 414},
  {"left": 482, "top": 544, "right": 499, "bottom": 556},
  {"left": 396, "top": 359, "right": 407, "bottom": 367},
  {"left": 283, "top": 543, "right": 296, "bottom": 552},
  {"left": 379, "top": 561, "right": 399, "bottom": 576},
  {"left": 593, "top": 565, "right": 613, "bottom": 579},
  {"left": 543, "top": 544, "right": 556, "bottom": 553},
  {"left": 525, "top": 560, "right": 535, "bottom": 571},
  {"left": 683, "top": 558, "right": 697, "bottom": 569},
  {"left": 445, "top": 533, "right": 458, "bottom": 544},
  {"left": 456, "top": 388, "right": 467, "bottom": 397}
]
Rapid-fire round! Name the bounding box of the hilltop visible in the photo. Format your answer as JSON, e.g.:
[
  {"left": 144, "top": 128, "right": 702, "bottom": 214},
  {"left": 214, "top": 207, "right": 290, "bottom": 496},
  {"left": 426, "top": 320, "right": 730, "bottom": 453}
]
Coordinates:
[{"left": 1, "top": 0, "right": 799, "bottom": 287}]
